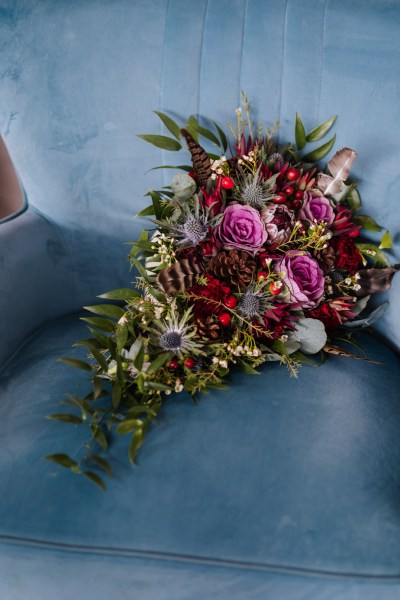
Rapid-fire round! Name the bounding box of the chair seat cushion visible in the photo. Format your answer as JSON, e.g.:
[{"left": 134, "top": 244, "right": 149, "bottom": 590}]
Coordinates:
[{"left": 1, "top": 314, "right": 400, "bottom": 597}]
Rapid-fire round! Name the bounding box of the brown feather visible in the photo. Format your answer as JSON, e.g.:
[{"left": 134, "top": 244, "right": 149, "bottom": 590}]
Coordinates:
[
  {"left": 180, "top": 128, "right": 212, "bottom": 186},
  {"left": 323, "top": 344, "right": 381, "bottom": 364},
  {"left": 156, "top": 258, "right": 203, "bottom": 294},
  {"left": 355, "top": 265, "right": 400, "bottom": 297}
]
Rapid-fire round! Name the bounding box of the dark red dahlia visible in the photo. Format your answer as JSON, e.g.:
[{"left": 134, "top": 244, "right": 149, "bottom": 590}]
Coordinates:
[
  {"left": 308, "top": 302, "right": 342, "bottom": 335},
  {"left": 188, "top": 274, "right": 231, "bottom": 318},
  {"left": 331, "top": 237, "right": 362, "bottom": 275}
]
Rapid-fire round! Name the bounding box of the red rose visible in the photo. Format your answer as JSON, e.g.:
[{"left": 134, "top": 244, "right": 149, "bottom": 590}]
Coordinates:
[
  {"left": 331, "top": 237, "right": 362, "bottom": 275},
  {"left": 308, "top": 302, "right": 342, "bottom": 335}
]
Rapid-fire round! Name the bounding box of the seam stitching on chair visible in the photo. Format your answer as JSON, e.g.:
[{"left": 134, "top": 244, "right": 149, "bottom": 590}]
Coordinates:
[
  {"left": 316, "top": 0, "right": 329, "bottom": 119},
  {"left": 277, "top": 0, "right": 289, "bottom": 144},
  {"left": 197, "top": 0, "right": 209, "bottom": 121},
  {"left": 1, "top": 535, "right": 400, "bottom": 582},
  {"left": 237, "top": 0, "right": 248, "bottom": 106},
  {"left": 159, "top": 0, "right": 170, "bottom": 188}
]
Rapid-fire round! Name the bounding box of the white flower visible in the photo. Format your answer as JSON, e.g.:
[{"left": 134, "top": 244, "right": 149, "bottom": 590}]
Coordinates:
[
  {"left": 118, "top": 316, "right": 128, "bottom": 326},
  {"left": 212, "top": 356, "right": 219, "bottom": 364},
  {"left": 175, "top": 379, "right": 184, "bottom": 393},
  {"left": 219, "top": 360, "right": 228, "bottom": 369}
]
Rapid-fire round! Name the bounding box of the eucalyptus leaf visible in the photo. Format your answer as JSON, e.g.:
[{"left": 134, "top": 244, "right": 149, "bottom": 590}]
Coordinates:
[
  {"left": 306, "top": 115, "right": 337, "bottom": 142},
  {"left": 303, "top": 135, "right": 336, "bottom": 162},
  {"left": 294, "top": 318, "right": 327, "bottom": 354},
  {"left": 137, "top": 134, "right": 181, "bottom": 151},
  {"left": 153, "top": 111, "right": 181, "bottom": 140},
  {"left": 171, "top": 173, "right": 196, "bottom": 200},
  {"left": 343, "top": 303, "right": 388, "bottom": 329}
]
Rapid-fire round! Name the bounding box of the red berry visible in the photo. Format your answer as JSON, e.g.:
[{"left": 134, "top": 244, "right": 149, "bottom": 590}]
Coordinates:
[
  {"left": 218, "top": 312, "right": 231, "bottom": 326},
  {"left": 269, "top": 282, "right": 282, "bottom": 295},
  {"left": 294, "top": 189, "right": 304, "bottom": 199},
  {"left": 184, "top": 357, "right": 196, "bottom": 369},
  {"left": 292, "top": 199, "right": 302, "bottom": 210},
  {"left": 221, "top": 176, "right": 235, "bottom": 190},
  {"left": 257, "top": 270, "right": 268, "bottom": 282},
  {"left": 188, "top": 171, "right": 196, "bottom": 180},
  {"left": 285, "top": 186, "right": 294, "bottom": 195},
  {"left": 225, "top": 295, "right": 237, "bottom": 309},
  {"left": 169, "top": 358, "right": 179, "bottom": 370},
  {"left": 272, "top": 193, "right": 287, "bottom": 204},
  {"left": 286, "top": 168, "right": 300, "bottom": 181}
]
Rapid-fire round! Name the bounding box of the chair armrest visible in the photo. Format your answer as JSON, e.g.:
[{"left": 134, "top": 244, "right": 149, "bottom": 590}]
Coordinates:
[{"left": 0, "top": 207, "right": 75, "bottom": 367}]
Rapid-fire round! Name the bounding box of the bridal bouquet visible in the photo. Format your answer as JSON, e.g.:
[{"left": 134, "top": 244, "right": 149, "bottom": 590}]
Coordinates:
[{"left": 47, "top": 96, "right": 398, "bottom": 489}]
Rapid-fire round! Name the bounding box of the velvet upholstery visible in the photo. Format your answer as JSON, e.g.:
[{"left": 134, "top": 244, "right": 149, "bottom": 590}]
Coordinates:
[{"left": 1, "top": 1, "right": 400, "bottom": 597}]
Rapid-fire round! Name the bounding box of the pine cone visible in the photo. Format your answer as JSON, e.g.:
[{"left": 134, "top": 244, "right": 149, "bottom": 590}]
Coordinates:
[
  {"left": 208, "top": 250, "right": 257, "bottom": 290},
  {"left": 314, "top": 244, "right": 336, "bottom": 273},
  {"left": 181, "top": 128, "right": 212, "bottom": 186},
  {"left": 195, "top": 316, "right": 220, "bottom": 340}
]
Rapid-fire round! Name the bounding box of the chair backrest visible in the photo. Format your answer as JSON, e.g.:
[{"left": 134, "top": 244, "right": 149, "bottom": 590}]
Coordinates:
[{"left": 1, "top": 0, "right": 399, "bottom": 348}]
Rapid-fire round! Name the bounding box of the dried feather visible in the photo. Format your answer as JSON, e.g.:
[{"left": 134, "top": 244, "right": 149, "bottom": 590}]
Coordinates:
[
  {"left": 156, "top": 258, "right": 203, "bottom": 294},
  {"left": 181, "top": 128, "right": 212, "bottom": 187},
  {"left": 355, "top": 265, "right": 400, "bottom": 297},
  {"left": 317, "top": 147, "right": 357, "bottom": 197},
  {"left": 323, "top": 344, "right": 381, "bottom": 364}
]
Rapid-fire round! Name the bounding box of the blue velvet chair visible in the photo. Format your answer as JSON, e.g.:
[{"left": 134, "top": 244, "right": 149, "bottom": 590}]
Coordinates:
[{"left": 1, "top": 1, "right": 399, "bottom": 598}]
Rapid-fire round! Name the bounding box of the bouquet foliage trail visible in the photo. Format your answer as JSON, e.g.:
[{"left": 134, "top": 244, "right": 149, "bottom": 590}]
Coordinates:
[{"left": 47, "top": 94, "right": 399, "bottom": 489}]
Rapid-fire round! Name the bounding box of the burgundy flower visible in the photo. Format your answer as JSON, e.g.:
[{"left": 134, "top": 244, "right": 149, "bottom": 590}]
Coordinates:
[
  {"left": 331, "top": 237, "right": 362, "bottom": 275},
  {"left": 332, "top": 206, "right": 360, "bottom": 237},
  {"left": 216, "top": 203, "right": 268, "bottom": 252},
  {"left": 261, "top": 204, "right": 295, "bottom": 246},
  {"left": 189, "top": 274, "right": 231, "bottom": 318},
  {"left": 299, "top": 191, "right": 334, "bottom": 226},
  {"left": 308, "top": 302, "right": 342, "bottom": 335},
  {"left": 275, "top": 251, "right": 325, "bottom": 309}
]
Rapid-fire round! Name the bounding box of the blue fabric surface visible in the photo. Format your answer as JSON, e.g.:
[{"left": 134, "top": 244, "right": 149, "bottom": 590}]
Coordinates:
[
  {"left": 0, "top": 315, "right": 399, "bottom": 594},
  {"left": 1, "top": 0, "right": 400, "bottom": 597}
]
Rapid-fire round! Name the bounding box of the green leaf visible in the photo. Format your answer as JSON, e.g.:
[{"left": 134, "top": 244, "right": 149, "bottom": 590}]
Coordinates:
[
  {"left": 236, "top": 359, "right": 260, "bottom": 375},
  {"left": 354, "top": 214, "right": 382, "bottom": 232},
  {"left": 112, "top": 383, "right": 122, "bottom": 410},
  {"left": 93, "top": 376, "right": 103, "bottom": 400},
  {"left": 137, "top": 134, "right": 181, "bottom": 151},
  {"left": 154, "top": 111, "right": 181, "bottom": 140},
  {"left": 146, "top": 164, "right": 192, "bottom": 173},
  {"left": 380, "top": 230, "right": 393, "bottom": 249},
  {"left": 188, "top": 117, "right": 221, "bottom": 146},
  {"left": 90, "top": 425, "right": 109, "bottom": 451},
  {"left": 347, "top": 187, "right": 361, "bottom": 211},
  {"left": 45, "top": 453, "right": 79, "bottom": 470},
  {"left": 87, "top": 455, "right": 113, "bottom": 478},
  {"left": 83, "top": 471, "right": 106, "bottom": 491},
  {"left": 306, "top": 115, "right": 337, "bottom": 142},
  {"left": 186, "top": 116, "right": 199, "bottom": 141},
  {"left": 303, "top": 135, "right": 336, "bottom": 162},
  {"left": 356, "top": 243, "right": 391, "bottom": 267},
  {"left": 98, "top": 288, "right": 141, "bottom": 302},
  {"left": 295, "top": 113, "right": 306, "bottom": 150},
  {"left": 116, "top": 419, "right": 143, "bottom": 436},
  {"left": 213, "top": 121, "right": 228, "bottom": 152},
  {"left": 81, "top": 317, "right": 115, "bottom": 333},
  {"left": 129, "top": 428, "right": 144, "bottom": 464},
  {"left": 130, "top": 257, "right": 150, "bottom": 282},
  {"left": 134, "top": 204, "right": 155, "bottom": 218},
  {"left": 90, "top": 347, "right": 109, "bottom": 372},
  {"left": 116, "top": 327, "right": 128, "bottom": 354},
  {"left": 47, "top": 413, "right": 83, "bottom": 424},
  {"left": 145, "top": 382, "right": 172, "bottom": 391},
  {"left": 134, "top": 343, "right": 145, "bottom": 371},
  {"left": 88, "top": 328, "right": 110, "bottom": 346},
  {"left": 84, "top": 304, "right": 125, "bottom": 319},
  {"left": 58, "top": 357, "right": 92, "bottom": 371},
  {"left": 146, "top": 352, "right": 171, "bottom": 374}
]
